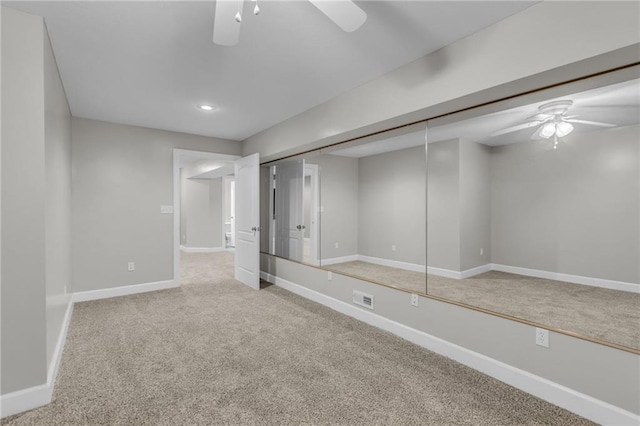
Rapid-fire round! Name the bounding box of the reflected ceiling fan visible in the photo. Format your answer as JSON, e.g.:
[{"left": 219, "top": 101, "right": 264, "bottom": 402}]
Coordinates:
[
  {"left": 213, "top": 0, "right": 367, "bottom": 46},
  {"left": 491, "top": 100, "right": 616, "bottom": 149}
]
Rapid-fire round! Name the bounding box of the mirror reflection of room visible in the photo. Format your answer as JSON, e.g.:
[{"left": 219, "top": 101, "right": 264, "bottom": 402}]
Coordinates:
[
  {"left": 319, "top": 127, "right": 427, "bottom": 294},
  {"left": 426, "top": 74, "right": 640, "bottom": 350},
  {"left": 260, "top": 151, "right": 321, "bottom": 266}
]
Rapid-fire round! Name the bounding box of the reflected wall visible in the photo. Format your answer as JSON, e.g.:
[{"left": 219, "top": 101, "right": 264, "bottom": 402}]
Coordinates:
[
  {"left": 426, "top": 75, "right": 640, "bottom": 350},
  {"left": 260, "top": 126, "right": 428, "bottom": 295},
  {"left": 318, "top": 128, "right": 427, "bottom": 294}
]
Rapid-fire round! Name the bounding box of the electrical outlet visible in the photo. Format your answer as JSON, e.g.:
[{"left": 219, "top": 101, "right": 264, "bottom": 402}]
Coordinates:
[
  {"left": 128, "top": 262, "right": 135, "bottom": 272},
  {"left": 160, "top": 205, "right": 173, "bottom": 214},
  {"left": 411, "top": 294, "right": 419, "bottom": 307},
  {"left": 334, "top": 242, "right": 339, "bottom": 249},
  {"left": 535, "top": 327, "right": 549, "bottom": 348},
  {"left": 392, "top": 245, "right": 397, "bottom": 251},
  {"left": 327, "top": 271, "right": 332, "bottom": 281},
  {"left": 480, "top": 247, "right": 484, "bottom": 255}
]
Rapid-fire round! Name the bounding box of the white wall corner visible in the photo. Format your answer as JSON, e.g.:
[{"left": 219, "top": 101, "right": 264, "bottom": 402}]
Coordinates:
[
  {"left": 0, "top": 299, "right": 74, "bottom": 419},
  {"left": 272, "top": 275, "right": 639, "bottom": 426}
]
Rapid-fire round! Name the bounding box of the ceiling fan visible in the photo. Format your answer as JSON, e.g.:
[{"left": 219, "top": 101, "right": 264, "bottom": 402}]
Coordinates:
[
  {"left": 491, "top": 100, "right": 616, "bottom": 148},
  {"left": 213, "top": 0, "right": 367, "bottom": 46}
]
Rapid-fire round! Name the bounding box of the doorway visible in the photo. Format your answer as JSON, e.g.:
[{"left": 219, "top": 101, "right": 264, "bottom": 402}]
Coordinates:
[
  {"left": 173, "top": 149, "right": 238, "bottom": 286},
  {"left": 173, "top": 149, "right": 261, "bottom": 290}
]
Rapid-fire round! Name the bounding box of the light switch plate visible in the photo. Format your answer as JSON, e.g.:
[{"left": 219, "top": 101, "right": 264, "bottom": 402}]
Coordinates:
[{"left": 160, "top": 205, "right": 174, "bottom": 214}]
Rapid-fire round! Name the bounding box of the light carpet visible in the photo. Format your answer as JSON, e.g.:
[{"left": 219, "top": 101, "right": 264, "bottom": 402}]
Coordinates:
[
  {"left": 323, "top": 260, "right": 639, "bottom": 350},
  {"left": 3, "top": 253, "right": 593, "bottom": 425}
]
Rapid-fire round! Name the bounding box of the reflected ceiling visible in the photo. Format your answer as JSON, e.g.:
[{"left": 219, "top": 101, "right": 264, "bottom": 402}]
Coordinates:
[{"left": 428, "top": 78, "right": 640, "bottom": 146}]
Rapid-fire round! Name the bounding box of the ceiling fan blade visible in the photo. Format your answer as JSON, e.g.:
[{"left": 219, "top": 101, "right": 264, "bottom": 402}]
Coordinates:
[
  {"left": 213, "top": 0, "right": 244, "bottom": 46},
  {"left": 490, "top": 120, "right": 544, "bottom": 137},
  {"left": 308, "top": 0, "right": 367, "bottom": 32},
  {"left": 564, "top": 119, "right": 616, "bottom": 127}
]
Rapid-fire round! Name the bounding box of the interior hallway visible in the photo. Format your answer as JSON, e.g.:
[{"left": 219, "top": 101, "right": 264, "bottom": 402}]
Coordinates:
[{"left": 4, "top": 253, "right": 592, "bottom": 425}]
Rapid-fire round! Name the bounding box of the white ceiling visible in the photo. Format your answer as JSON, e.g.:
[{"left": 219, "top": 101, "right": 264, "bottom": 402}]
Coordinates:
[{"left": 6, "top": 1, "right": 536, "bottom": 141}]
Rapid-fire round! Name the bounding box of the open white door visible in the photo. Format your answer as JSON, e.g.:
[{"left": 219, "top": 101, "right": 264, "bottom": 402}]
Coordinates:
[
  {"left": 275, "top": 159, "right": 305, "bottom": 262},
  {"left": 234, "top": 153, "right": 260, "bottom": 290}
]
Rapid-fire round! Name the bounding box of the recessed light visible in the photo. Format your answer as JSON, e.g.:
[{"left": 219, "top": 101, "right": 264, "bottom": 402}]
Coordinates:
[{"left": 198, "top": 104, "right": 215, "bottom": 111}]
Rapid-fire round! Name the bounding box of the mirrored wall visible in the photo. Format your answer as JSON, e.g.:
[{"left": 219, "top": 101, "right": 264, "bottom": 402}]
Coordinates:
[
  {"left": 426, "top": 71, "right": 640, "bottom": 351},
  {"left": 260, "top": 125, "right": 428, "bottom": 294},
  {"left": 260, "top": 66, "right": 640, "bottom": 352}
]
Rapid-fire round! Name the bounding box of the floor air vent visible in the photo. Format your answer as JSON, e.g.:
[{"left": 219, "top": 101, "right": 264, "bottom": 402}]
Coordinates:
[{"left": 353, "top": 290, "right": 374, "bottom": 309}]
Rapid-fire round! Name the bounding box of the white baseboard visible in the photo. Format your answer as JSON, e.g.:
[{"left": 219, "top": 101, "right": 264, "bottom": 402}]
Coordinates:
[
  {"left": 426, "top": 266, "right": 462, "bottom": 279},
  {"left": 358, "top": 255, "right": 425, "bottom": 273},
  {"left": 72, "top": 280, "right": 178, "bottom": 303},
  {"left": 320, "top": 255, "right": 359, "bottom": 266},
  {"left": 260, "top": 271, "right": 276, "bottom": 283},
  {"left": 1, "top": 299, "right": 74, "bottom": 419},
  {"left": 180, "top": 246, "right": 225, "bottom": 253},
  {"left": 492, "top": 264, "right": 640, "bottom": 294},
  {"left": 460, "top": 263, "right": 493, "bottom": 279},
  {"left": 272, "top": 275, "right": 639, "bottom": 426}
]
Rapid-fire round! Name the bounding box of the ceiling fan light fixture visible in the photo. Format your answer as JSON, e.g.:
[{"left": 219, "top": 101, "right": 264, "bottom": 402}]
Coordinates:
[
  {"left": 556, "top": 121, "right": 574, "bottom": 138},
  {"left": 540, "top": 123, "right": 556, "bottom": 139}
]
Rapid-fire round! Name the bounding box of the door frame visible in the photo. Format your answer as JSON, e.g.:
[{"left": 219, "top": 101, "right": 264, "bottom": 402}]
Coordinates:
[
  {"left": 305, "top": 163, "right": 320, "bottom": 266},
  {"left": 172, "top": 149, "right": 240, "bottom": 285}
]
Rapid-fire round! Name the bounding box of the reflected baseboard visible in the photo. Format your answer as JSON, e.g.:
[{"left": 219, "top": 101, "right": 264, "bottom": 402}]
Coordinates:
[
  {"left": 428, "top": 263, "right": 639, "bottom": 293},
  {"left": 359, "top": 255, "right": 425, "bottom": 273},
  {"left": 491, "top": 264, "right": 639, "bottom": 294},
  {"left": 320, "top": 255, "right": 359, "bottom": 266},
  {"left": 180, "top": 246, "right": 225, "bottom": 253}
]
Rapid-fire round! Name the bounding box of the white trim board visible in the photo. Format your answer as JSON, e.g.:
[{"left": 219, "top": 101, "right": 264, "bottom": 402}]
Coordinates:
[
  {"left": 491, "top": 264, "right": 640, "bottom": 294},
  {"left": 180, "top": 246, "right": 225, "bottom": 253},
  {"left": 1, "top": 299, "right": 74, "bottom": 418},
  {"left": 320, "top": 255, "right": 359, "bottom": 266},
  {"left": 428, "top": 263, "right": 639, "bottom": 293},
  {"left": 73, "top": 280, "right": 177, "bottom": 303},
  {"left": 269, "top": 274, "right": 639, "bottom": 426},
  {"left": 358, "top": 255, "right": 425, "bottom": 273}
]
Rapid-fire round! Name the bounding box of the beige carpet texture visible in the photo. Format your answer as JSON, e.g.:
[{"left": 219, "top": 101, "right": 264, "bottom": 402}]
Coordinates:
[
  {"left": 323, "top": 260, "right": 640, "bottom": 350},
  {"left": 3, "top": 252, "right": 594, "bottom": 425}
]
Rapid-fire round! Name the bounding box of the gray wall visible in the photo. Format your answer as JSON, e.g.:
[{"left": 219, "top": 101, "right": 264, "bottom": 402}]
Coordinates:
[
  {"left": 491, "top": 125, "right": 640, "bottom": 284},
  {"left": 358, "top": 145, "right": 426, "bottom": 265},
  {"left": 427, "top": 140, "right": 460, "bottom": 271},
  {"left": 262, "top": 253, "right": 640, "bottom": 414},
  {"left": 1, "top": 7, "right": 72, "bottom": 394},
  {"left": 250, "top": 2, "right": 640, "bottom": 416},
  {"left": 71, "top": 118, "right": 241, "bottom": 292},
  {"left": 459, "top": 141, "right": 492, "bottom": 271},
  {"left": 1, "top": 6, "right": 47, "bottom": 394},
  {"left": 180, "top": 176, "right": 223, "bottom": 249},
  {"left": 243, "top": 2, "right": 640, "bottom": 161},
  {"left": 318, "top": 155, "right": 359, "bottom": 260},
  {"left": 44, "top": 25, "right": 72, "bottom": 369}
]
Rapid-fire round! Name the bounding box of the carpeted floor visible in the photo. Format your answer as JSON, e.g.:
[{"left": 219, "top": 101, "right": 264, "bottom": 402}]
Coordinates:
[
  {"left": 323, "top": 260, "right": 640, "bottom": 350},
  {"left": 3, "top": 252, "right": 594, "bottom": 425}
]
